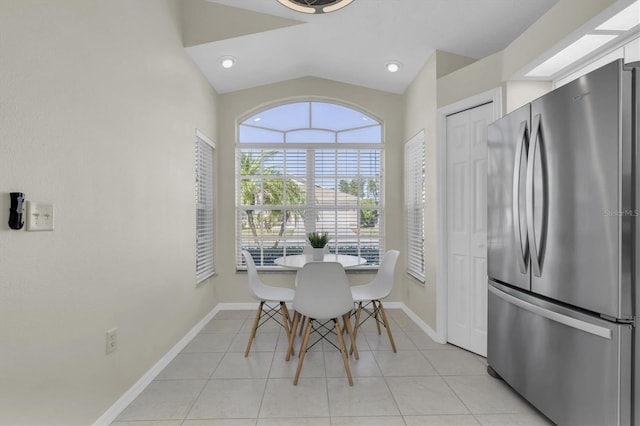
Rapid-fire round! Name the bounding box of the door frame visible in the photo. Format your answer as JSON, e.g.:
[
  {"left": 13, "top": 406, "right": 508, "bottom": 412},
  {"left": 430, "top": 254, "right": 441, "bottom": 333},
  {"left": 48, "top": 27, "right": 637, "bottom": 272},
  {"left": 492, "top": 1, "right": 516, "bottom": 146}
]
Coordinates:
[{"left": 435, "top": 87, "right": 502, "bottom": 344}]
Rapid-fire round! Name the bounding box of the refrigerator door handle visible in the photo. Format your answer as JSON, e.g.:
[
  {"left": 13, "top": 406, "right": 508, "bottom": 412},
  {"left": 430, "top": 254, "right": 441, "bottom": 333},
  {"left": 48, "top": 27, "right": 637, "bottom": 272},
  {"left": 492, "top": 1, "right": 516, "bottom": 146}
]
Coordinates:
[
  {"left": 489, "top": 285, "right": 613, "bottom": 339},
  {"left": 526, "top": 114, "right": 543, "bottom": 277},
  {"left": 513, "top": 120, "right": 529, "bottom": 273}
]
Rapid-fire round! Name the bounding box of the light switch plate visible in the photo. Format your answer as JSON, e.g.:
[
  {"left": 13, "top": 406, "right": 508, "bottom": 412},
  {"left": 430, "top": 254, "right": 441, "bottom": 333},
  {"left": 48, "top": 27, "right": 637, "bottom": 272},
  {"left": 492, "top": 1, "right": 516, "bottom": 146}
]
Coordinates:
[{"left": 26, "top": 202, "right": 55, "bottom": 231}]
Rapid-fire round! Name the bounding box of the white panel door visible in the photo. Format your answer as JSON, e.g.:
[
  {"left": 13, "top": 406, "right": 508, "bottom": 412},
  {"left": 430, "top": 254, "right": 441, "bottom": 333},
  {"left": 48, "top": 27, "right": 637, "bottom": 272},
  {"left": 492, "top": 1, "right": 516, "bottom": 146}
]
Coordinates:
[{"left": 446, "top": 103, "right": 492, "bottom": 356}]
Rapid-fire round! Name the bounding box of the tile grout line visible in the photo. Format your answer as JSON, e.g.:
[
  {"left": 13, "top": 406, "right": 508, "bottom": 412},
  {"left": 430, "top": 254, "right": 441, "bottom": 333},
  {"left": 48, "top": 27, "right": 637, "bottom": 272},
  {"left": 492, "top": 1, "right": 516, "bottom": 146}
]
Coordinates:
[
  {"left": 255, "top": 327, "right": 279, "bottom": 421},
  {"left": 369, "top": 338, "right": 405, "bottom": 421},
  {"left": 179, "top": 314, "right": 244, "bottom": 423}
]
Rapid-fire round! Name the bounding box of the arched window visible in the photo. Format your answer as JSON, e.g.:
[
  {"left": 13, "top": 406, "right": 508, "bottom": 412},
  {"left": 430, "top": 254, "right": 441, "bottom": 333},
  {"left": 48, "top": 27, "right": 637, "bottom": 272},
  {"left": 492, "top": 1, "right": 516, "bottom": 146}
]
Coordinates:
[{"left": 236, "top": 100, "right": 384, "bottom": 268}]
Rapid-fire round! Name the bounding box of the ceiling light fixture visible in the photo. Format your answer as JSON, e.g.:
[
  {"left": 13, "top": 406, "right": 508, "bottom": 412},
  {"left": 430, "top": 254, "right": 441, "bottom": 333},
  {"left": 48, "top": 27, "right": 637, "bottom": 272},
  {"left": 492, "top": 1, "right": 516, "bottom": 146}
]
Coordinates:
[
  {"left": 385, "top": 61, "right": 402, "bottom": 73},
  {"left": 277, "top": 0, "right": 353, "bottom": 14},
  {"left": 219, "top": 56, "right": 236, "bottom": 69}
]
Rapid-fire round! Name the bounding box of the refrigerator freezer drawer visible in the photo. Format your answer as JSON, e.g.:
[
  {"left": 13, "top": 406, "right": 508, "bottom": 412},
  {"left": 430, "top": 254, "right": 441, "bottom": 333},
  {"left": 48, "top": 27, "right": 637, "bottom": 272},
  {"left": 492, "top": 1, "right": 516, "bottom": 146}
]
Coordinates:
[{"left": 487, "top": 282, "right": 632, "bottom": 426}]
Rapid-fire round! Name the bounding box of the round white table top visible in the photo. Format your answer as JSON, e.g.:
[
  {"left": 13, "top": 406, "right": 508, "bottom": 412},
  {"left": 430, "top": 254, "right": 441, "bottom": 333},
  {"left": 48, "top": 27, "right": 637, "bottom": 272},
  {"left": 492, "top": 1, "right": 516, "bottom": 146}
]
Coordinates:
[{"left": 274, "top": 254, "right": 367, "bottom": 270}]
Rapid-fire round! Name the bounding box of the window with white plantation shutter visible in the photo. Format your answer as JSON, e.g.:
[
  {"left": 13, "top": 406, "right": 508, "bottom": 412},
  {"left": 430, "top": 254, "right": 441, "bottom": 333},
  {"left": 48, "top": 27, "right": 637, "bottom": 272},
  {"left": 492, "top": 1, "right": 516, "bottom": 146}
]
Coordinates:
[
  {"left": 405, "top": 130, "right": 425, "bottom": 282},
  {"left": 236, "top": 100, "right": 384, "bottom": 269},
  {"left": 195, "top": 131, "right": 215, "bottom": 283}
]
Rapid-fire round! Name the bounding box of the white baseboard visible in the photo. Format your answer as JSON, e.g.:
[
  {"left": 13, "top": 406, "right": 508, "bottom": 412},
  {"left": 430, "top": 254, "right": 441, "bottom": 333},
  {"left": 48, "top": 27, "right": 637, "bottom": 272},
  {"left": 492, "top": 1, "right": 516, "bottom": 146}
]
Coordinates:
[
  {"left": 215, "top": 302, "right": 257, "bottom": 310},
  {"left": 93, "top": 305, "right": 222, "bottom": 425},
  {"left": 94, "top": 300, "right": 440, "bottom": 424},
  {"left": 394, "top": 302, "right": 444, "bottom": 343}
]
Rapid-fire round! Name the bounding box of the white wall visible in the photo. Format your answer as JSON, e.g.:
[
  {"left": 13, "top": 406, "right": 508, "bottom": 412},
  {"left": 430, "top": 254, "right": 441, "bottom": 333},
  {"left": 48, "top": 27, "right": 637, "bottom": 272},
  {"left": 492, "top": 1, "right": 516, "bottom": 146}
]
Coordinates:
[
  {"left": 505, "top": 81, "right": 553, "bottom": 113},
  {"left": 215, "top": 77, "right": 404, "bottom": 303},
  {"left": 0, "top": 1, "right": 219, "bottom": 423}
]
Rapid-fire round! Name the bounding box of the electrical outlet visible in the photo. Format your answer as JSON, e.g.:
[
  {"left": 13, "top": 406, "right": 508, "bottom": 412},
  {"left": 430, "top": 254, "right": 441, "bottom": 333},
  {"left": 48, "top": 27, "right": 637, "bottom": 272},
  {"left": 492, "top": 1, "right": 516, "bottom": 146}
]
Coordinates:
[{"left": 106, "top": 328, "right": 118, "bottom": 354}]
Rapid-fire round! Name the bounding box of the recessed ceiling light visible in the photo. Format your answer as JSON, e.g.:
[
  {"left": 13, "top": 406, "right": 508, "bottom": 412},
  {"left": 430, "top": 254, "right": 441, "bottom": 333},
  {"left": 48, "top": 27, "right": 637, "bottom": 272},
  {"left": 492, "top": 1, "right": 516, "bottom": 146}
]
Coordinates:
[
  {"left": 277, "top": 0, "right": 353, "bottom": 14},
  {"left": 385, "top": 61, "right": 402, "bottom": 73},
  {"left": 596, "top": 2, "right": 640, "bottom": 31},
  {"left": 219, "top": 56, "right": 236, "bottom": 69},
  {"left": 525, "top": 34, "right": 617, "bottom": 77}
]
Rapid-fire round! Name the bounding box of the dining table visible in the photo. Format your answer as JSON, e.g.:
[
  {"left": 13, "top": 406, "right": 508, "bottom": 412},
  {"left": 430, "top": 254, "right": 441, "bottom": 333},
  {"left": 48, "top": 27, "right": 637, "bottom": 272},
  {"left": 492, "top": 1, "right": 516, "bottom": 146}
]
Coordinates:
[{"left": 274, "top": 253, "right": 367, "bottom": 270}]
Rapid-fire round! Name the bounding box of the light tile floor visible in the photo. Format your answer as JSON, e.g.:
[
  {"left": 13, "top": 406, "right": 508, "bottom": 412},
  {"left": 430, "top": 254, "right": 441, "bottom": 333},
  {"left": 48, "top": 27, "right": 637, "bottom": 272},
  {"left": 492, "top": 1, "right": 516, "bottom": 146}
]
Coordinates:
[{"left": 113, "top": 309, "right": 553, "bottom": 426}]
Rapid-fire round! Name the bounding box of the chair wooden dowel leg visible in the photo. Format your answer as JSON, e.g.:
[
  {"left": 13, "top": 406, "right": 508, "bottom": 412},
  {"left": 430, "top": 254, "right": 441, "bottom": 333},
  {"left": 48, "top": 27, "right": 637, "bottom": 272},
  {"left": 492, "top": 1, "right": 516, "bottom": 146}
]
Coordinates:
[
  {"left": 335, "top": 319, "right": 353, "bottom": 386},
  {"left": 286, "top": 311, "right": 300, "bottom": 361},
  {"left": 373, "top": 301, "right": 382, "bottom": 335},
  {"left": 377, "top": 300, "right": 397, "bottom": 353},
  {"left": 353, "top": 303, "right": 362, "bottom": 338},
  {"left": 350, "top": 302, "right": 362, "bottom": 355},
  {"left": 280, "top": 302, "right": 291, "bottom": 337},
  {"left": 299, "top": 315, "right": 307, "bottom": 336},
  {"left": 342, "top": 313, "right": 358, "bottom": 360},
  {"left": 245, "top": 302, "right": 263, "bottom": 357},
  {"left": 294, "top": 319, "right": 313, "bottom": 385},
  {"left": 282, "top": 304, "right": 293, "bottom": 330}
]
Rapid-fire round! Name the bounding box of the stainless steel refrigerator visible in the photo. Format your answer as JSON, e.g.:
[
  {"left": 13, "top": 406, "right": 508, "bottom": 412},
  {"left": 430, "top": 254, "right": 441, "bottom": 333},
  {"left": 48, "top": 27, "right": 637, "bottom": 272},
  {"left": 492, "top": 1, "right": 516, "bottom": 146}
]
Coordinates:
[{"left": 487, "top": 59, "right": 638, "bottom": 426}]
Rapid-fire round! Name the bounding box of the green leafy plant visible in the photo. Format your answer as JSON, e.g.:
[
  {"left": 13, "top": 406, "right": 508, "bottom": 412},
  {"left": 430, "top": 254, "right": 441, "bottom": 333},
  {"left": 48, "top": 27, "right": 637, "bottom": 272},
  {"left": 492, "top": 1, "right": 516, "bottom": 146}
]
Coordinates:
[{"left": 307, "top": 232, "right": 330, "bottom": 248}]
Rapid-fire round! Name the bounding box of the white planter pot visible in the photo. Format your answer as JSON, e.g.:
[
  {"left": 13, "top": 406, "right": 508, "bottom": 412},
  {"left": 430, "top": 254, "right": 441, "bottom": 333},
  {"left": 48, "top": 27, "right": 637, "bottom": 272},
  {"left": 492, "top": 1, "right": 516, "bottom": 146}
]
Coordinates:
[{"left": 312, "top": 248, "right": 325, "bottom": 261}]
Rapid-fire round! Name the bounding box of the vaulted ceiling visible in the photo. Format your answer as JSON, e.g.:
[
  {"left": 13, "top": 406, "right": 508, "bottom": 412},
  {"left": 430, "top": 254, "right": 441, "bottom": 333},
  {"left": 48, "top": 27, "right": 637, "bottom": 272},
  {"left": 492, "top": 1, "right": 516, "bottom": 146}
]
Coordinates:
[{"left": 183, "top": 0, "right": 558, "bottom": 94}]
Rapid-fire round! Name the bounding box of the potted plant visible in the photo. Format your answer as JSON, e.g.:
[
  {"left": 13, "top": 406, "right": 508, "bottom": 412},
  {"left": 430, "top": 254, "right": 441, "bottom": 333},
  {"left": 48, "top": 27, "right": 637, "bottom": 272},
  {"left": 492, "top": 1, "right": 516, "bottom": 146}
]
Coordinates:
[{"left": 307, "top": 232, "right": 330, "bottom": 261}]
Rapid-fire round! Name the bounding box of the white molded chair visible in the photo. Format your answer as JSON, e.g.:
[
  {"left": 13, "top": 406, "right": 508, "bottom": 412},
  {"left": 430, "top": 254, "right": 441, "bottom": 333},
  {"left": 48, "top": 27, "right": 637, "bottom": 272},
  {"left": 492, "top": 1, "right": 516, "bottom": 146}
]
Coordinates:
[
  {"left": 242, "top": 250, "right": 294, "bottom": 357},
  {"left": 286, "top": 262, "right": 358, "bottom": 385},
  {"left": 350, "top": 250, "right": 400, "bottom": 353},
  {"left": 295, "top": 244, "right": 331, "bottom": 335}
]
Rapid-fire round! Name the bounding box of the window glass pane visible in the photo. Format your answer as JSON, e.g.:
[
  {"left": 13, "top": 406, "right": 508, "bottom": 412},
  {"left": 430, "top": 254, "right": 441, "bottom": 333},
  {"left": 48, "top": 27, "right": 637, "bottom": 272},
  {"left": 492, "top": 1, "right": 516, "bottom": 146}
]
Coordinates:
[
  {"left": 239, "top": 125, "right": 283, "bottom": 143},
  {"left": 281, "top": 210, "right": 307, "bottom": 241},
  {"left": 239, "top": 150, "right": 260, "bottom": 176},
  {"left": 362, "top": 178, "right": 381, "bottom": 202},
  {"left": 286, "top": 129, "right": 335, "bottom": 143},
  {"left": 337, "top": 182, "right": 359, "bottom": 206},
  {"left": 283, "top": 179, "right": 307, "bottom": 206},
  {"left": 315, "top": 210, "right": 337, "bottom": 236},
  {"left": 240, "top": 150, "right": 279, "bottom": 175},
  {"left": 239, "top": 178, "right": 262, "bottom": 206},
  {"left": 359, "top": 205, "right": 379, "bottom": 228},
  {"left": 311, "top": 102, "right": 378, "bottom": 131},
  {"left": 337, "top": 178, "right": 359, "bottom": 197},
  {"left": 358, "top": 150, "right": 381, "bottom": 176},
  {"left": 315, "top": 150, "right": 337, "bottom": 176},
  {"left": 261, "top": 150, "right": 284, "bottom": 174},
  {"left": 282, "top": 149, "right": 307, "bottom": 178},
  {"left": 315, "top": 184, "right": 336, "bottom": 206},
  {"left": 242, "top": 102, "right": 310, "bottom": 131},
  {"left": 337, "top": 125, "right": 382, "bottom": 143},
  {"left": 263, "top": 179, "right": 285, "bottom": 206},
  {"left": 336, "top": 150, "right": 358, "bottom": 176}
]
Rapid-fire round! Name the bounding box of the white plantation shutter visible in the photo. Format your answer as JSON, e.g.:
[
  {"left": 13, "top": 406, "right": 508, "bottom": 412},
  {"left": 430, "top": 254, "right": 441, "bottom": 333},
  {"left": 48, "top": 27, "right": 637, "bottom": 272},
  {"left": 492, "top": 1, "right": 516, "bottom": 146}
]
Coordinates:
[
  {"left": 196, "top": 131, "right": 215, "bottom": 283},
  {"left": 405, "top": 130, "right": 425, "bottom": 282}
]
